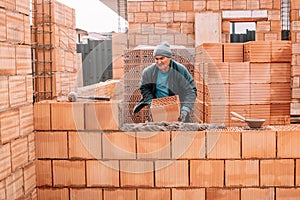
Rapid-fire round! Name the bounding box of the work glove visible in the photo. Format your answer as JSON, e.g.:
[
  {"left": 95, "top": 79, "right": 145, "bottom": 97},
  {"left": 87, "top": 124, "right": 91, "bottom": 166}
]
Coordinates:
[{"left": 178, "top": 110, "right": 188, "bottom": 122}]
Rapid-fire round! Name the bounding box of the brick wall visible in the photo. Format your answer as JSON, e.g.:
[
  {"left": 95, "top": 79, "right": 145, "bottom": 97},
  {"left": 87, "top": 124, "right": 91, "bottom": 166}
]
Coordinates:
[
  {"left": 127, "top": 0, "right": 282, "bottom": 48},
  {"left": 34, "top": 100, "right": 300, "bottom": 199},
  {"left": 0, "top": 0, "right": 36, "bottom": 199}
]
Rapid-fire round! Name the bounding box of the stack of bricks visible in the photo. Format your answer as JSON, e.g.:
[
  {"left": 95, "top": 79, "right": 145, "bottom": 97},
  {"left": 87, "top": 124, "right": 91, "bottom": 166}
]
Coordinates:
[
  {"left": 195, "top": 41, "right": 291, "bottom": 126},
  {"left": 0, "top": 0, "right": 36, "bottom": 199},
  {"left": 31, "top": 0, "right": 78, "bottom": 101},
  {"left": 121, "top": 47, "right": 194, "bottom": 124},
  {"left": 34, "top": 100, "right": 300, "bottom": 199},
  {"left": 290, "top": 1, "right": 300, "bottom": 119}
]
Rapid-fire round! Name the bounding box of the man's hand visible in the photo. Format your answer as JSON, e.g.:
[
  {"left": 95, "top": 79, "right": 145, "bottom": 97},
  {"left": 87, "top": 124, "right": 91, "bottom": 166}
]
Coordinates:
[{"left": 178, "top": 110, "right": 188, "bottom": 122}]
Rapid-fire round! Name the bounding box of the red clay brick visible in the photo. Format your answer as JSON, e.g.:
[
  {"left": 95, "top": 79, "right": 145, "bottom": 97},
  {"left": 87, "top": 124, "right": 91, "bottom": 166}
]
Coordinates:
[
  {"left": 0, "top": 181, "right": 5, "bottom": 200},
  {"left": 85, "top": 102, "right": 119, "bottom": 131},
  {"left": 19, "top": 104, "right": 34, "bottom": 136},
  {"left": 154, "top": 2, "right": 166, "bottom": 12},
  {"left": 36, "top": 160, "right": 52, "bottom": 187},
  {"left": 16, "top": 45, "right": 31, "bottom": 75},
  {"left": 120, "top": 160, "right": 154, "bottom": 187},
  {"left": 140, "top": 2, "right": 153, "bottom": 12},
  {"left": 70, "top": 188, "right": 102, "bottom": 200},
  {"left": 0, "top": 143, "right": 11, "bottom": 180},
  {"left": 104, "top": 189, "right": 136, "bottom": 200},
  {"left": 172, "top": 188, "right": 205, "bottom": 200},
  {"left": 174, "top": 12, "right": 187, "bottom": 22},
  {"left": 51, "top": 102, "right": 84, "bottom": 130},
  {"left": 6, "top": 169, "right": 24, "bottom": 200},
  {"left": 225, "top": 160, "right": 259, "bottom": 187},
  {"left": 127, "top": 2, "right": 140, "bottom": 13},
  {"left": 207, "top": 131, "right": 241, "bottom": 159},
  {"left": 8, "top": 75, "right": 26, "bottom": 107},
  {"left": 242, "top": 131, "right": 276, "bottom": 158},
  {"left": 86, "top": 160, "right": 119, "bottom": 187},
  {"left": 138, "top": 189, "right": 170, "bottom": 200},
  {"left": 172, "top": 131, "right": 205, "bottom": 159},
  {"left": 35, "top": 131, "right": 68, "bottom": 159},
  {"left": 276, "top": 188, "right": 300, "bottom": 199},
  {"left": 278, "top": 131, "right": 300, "bottom": 158},
  {"left": 0, "top": 108, "right": 20, "bottom": 143},
  {"left": 148, "top": 12, "right": 161, "bottom": 23},
  {"left": 53, "top": 160, "right": 85, "bottom": 187},
  {"left": 260, "top": 159, "right": 294, "bottom": 186},
  {"left": 103, "top": 132, "right": 135, "bottom": 159},
  {"left": 0, "top": 43, "right": 16, "bottom": 75},
  {"left": 134, "top": 13, "right": 147, "bottom": 23},
  {"left": 194, "top": 1, "right": 206, "bottom": 11},
  {"left": 207, "top": 0, "right": 220, "bottom": 10},
  {"left": 34, "top": 102, "right": 51, "bottom": 130},
  {"left": 137, "top": 131, "right": 171, "bottom": 159},
  {"left": 207, "top": 188, "right": 239, "bottom": 200},
  {"left": 241, "top": 188, "right": 274, "bottom": 200},
  {"left": 295, "top": 159, "right": 300, "bottom": 186},
  {"left": 190, "top": 160, "right": 224, "bottom": 187},
  {"left": 37, "top": 188, "right": 69, "bottom": 200},
  {"left": 0, "top": 76, "right": 9, "bottom": 110},
  {"left": 155, "top": 160, "right": 188, "bottom": 187},
  {"left": 28, "top": 133, "right": 35, "bottom": 161},
  {"left": 69, "top": 131, "right": 102, "bottom": 159},
  {"left": 167, "top": 1, "right": 179, "bottom": 11},
  {"left": 179, "top": 1, "right": 193, "bottom": 11},
  {"left": 24, "top": 163, "right": 36, "bottom": 194},
  {"left": 11, "top": 137, "right": 28, "bottom": 171}
]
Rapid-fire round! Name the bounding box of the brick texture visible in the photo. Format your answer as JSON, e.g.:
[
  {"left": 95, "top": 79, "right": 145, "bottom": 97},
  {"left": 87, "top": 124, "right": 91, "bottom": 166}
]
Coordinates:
[
  {"left": 86, "top": 160, "right": 119, "bottom": 187},
  {"left": 260, "top": 159, "right": 294, "bottom": 186}
]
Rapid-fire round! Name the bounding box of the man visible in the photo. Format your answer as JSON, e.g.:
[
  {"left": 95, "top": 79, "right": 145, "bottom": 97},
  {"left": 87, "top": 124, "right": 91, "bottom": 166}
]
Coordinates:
[{"left": 133, "top": 41, "right": 197, "bottom": 122}]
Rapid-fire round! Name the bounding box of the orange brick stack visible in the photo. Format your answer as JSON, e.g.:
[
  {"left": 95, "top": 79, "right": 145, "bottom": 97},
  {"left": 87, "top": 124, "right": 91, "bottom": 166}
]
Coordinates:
[
  {"left": 34, "top": 102, "right": 300, "bottom": 199},
  {"left": 0, "top": 0, "right": 36, "bottom": 199},
  {"left": 195, "top": 41, "right": 291, "bottom": 126},
  {"left": 290, "top": 1, "right": 300, "bottom": 121},
  {"left": 32, "top": 0, "right": 78, "bottom": 101}
]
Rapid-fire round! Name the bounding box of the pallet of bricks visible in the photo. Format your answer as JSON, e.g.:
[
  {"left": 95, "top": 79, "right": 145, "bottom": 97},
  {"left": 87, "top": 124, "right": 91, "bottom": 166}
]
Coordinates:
[
  {"left": 194, "top": 41, "right": 291, "bottom": 126},
  {"left": 121, "top": 47, "right": 197, "bottom": 124},
  {"left": 32, "top": 0, "right": 78, "bottom": 102},
  {"left": 0, "top": 0, "right": 36, "bottom": 199}
]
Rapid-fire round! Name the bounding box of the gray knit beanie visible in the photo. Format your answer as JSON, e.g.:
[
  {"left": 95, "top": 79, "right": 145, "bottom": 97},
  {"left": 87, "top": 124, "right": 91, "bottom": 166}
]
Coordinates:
[{"left": 153, "top": 41, "right": 172, "bottom": 58}]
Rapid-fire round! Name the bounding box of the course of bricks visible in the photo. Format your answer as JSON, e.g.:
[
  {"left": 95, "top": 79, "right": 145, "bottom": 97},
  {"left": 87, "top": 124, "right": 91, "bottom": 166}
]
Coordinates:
[{"left": 34, "top": 100, "right": 300, "bottom": 199}]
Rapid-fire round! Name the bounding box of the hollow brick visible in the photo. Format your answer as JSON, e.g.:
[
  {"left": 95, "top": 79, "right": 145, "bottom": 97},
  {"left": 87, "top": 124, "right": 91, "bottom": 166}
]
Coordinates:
[
  {"left": 190, "top": 160, "right": 224, "bottom": 187},
  {"left": 260, "top": 159, "right": 294, "bottom": 186},
  {"left": 155, "top": 160, "right": 188, "bottom": 187},
  {"left": 86, "top": 160, "right": 119, "bottom": 187}
]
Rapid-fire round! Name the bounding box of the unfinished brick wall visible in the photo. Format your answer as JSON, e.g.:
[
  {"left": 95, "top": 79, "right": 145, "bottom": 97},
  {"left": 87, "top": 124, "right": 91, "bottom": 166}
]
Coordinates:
[
  {"left": 34, "top": 100, "right": 300, "bottom": 199},
  {"left": 195, "top": 41, "right": 292, "bottom": 126},
  {"left": 31, "top": 0, "right": 78, "bottom": 101},
  {"left": 127, "top": 0, "right": 282, "bottom": 48},
  {"left": 0, "top": 0, "right": 36, "bottom": 199}
]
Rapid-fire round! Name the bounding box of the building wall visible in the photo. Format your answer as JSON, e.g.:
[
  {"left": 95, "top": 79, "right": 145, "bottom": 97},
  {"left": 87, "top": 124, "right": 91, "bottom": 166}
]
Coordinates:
[
  {"left": 0, "top": 0, "right": 36, "bottom": 199},
  {"left": 34, "top": 100, "right": 300, "bottom": 199},
  {"left": 127, "top": 0, "right": 282, "bottom": 48}
]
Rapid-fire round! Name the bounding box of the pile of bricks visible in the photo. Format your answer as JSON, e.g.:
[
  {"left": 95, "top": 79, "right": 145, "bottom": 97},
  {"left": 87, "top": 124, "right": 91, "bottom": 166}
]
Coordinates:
[
  {"left": 34, "top": 100, "right": 300, "bottom": 199},
  {"left": 195, "top": 41, "right": 291, "bottom": 126},
  {"left": 0, "top": 0, "right": 36, "bottom": 199},
  {"left": 31, "top": 0, "right": 78, "bottom": 101}
]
